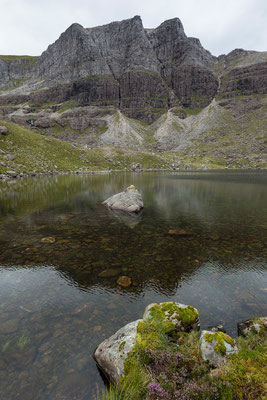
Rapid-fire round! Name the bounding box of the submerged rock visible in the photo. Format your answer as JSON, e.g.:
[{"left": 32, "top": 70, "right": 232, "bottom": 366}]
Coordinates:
[
  {"left": 41, "top": 236, "right": 56, "bottom": 243},
  {"left": 98, "top": 269, "right": 120, "bottom": 278},
  {"left": 102, "top": 185, "right": 143, "bottom": 213},
  {"left": 208, "top": 324, "right": 226, "bottom": 333},
  {"left": 237, "top": 317, "right": 267, "bottom": 337},
  {"left": 167, "top": 229, "right": 194, "bottom": 237},
  {"left": 117, "top": 276, "right": 132, "bottom": 287},
  {"left": 107, "top": 208, "right": 142, "bottom": 228},
  {"left": 200, "top": 330, "right": 238, "bottom": 367}
]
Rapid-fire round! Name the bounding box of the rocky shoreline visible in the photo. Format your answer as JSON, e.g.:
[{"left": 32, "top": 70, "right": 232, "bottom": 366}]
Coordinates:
[
  {"left": 93, "top": 301, "right": 267, "bottom": 400},
  {"left": 1, "top": 166, "right": 266, "bottom": 183}
]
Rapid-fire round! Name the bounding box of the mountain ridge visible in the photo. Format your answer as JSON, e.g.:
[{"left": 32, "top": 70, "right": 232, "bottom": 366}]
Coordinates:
[{"left": 0, "top": 16, "right": 266, "bottom": 173}]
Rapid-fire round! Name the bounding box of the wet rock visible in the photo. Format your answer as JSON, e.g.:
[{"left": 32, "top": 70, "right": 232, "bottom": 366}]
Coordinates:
[
  {"left": 167, "top": 229, "right": 194, "bottom": 236},
  {"left": 52, "top": 371, "right": 89, "bottom": 400},
  {"left": 41, "top": 236, "right": 56, "bottom": 243},
  {"left": 117, "top": 276, "right": 132, "bottom": 287},
  {"left": 208, "top": 324, "right": 226, "bottom": 333},
  {"left": 94, "top": 319, "right": 140, "bottom": 383},
  {"left": 200, "top": 330, "right": 238, "bottom": 367},
  {"left": 0, "top": 318, "right": 19, "bottom": 334},
  {"left": 103, "top": 185, "right": 143, "bottom": 213},
  {"left": 0, "top": 359, "right": 6, "bottom": 370},
  {"left": 4, "top": 345, "right": 36, "bottom": 369},
  {"left": 237, "top": 317, "right": 267, "bottom": 337},
  {"left": 93, "top": 325, "right": 102, "bottom": 332},
  {"left": 108, "top": 209, "right": 142, "bottom": 228},
  {"left": 98, "top": 268, "right": 120, "bottom": 278}
]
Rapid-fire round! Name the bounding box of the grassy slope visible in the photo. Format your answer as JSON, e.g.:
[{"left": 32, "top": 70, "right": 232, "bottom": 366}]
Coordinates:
[
  {"left": 1, "top": 92, "right": 266, "bottom": 176},
  {"left": 0, "top": 121, "right": 173, "bottom": 176},
  {"left": 169, "top": 95, "right": 267, "bottom": 169}
]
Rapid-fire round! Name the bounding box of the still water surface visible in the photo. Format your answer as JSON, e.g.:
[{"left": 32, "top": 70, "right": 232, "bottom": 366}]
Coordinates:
[{"left": 0, "top": 171, "right": 266, "bottom": 399}]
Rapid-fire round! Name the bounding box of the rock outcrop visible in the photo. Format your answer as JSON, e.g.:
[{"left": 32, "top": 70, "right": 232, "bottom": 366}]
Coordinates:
[
  {"left": 0, "top": 16, "right": 219, "bottom": 120},
  {"left": 237, "top": 317, "right": 267, "bottom": 337},
  {"left": 94, "top": 302, "right": 199, "bottom": 383},
  {"left": 102, "top": 185, "right": 143, "bottom": 213}
]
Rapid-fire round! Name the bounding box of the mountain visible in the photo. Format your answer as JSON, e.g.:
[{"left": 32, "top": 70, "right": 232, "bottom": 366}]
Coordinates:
[{"left": 0, "top": 16, "right": 266, "bottom": 170}]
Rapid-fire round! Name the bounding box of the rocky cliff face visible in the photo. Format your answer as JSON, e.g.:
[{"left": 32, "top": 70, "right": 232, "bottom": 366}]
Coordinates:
[
  {"left": 0, "top": 16, "right": 220, "bottom": 120},
  {"left": 0, "top": 16, "right": 266, "bottom": 132},
  {"left": 0, "top": 56, "right": 38, "bottom": 90}
]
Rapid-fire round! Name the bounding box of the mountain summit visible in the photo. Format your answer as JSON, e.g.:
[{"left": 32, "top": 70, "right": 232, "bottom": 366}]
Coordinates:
[{"left": 0, "top": 16, "right": 266, "bottom": 168}]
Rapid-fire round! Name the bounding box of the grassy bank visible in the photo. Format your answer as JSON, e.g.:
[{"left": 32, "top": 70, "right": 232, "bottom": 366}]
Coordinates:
[
  {"left": 95, "top": 318, "right": 266, "bottom": 400},
  {"left": 0, "top": 121, "right": 265, "bottom": 180}
]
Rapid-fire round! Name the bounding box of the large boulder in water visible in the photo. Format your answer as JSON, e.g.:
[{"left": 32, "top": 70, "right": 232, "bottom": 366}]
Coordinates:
[{"left": 102, "top": 185, "right": 143, "bottom": 213}]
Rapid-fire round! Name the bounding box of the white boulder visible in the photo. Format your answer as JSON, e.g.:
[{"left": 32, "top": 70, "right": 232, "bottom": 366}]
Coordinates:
[{"left": 102, "top": 185, "right": 143, "bottom": 213}]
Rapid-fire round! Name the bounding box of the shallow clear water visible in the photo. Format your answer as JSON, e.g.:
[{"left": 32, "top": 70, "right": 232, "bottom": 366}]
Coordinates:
[{"left": 0, "top": 171, "right": 266, "bottom": 400}]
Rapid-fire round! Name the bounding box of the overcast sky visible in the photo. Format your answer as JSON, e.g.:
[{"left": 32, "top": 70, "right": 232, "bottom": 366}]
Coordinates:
[{"left": 0, "top": 0, "right": 266, "bottom": 57}]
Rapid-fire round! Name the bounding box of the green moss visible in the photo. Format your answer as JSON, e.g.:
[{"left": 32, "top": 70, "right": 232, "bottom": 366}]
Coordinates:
[
  {"left": 2, "top": 340, "right": 11, "bottom": 352},
  {"left": 184, "top": 108, "right": 203, "bottom": 117},
  {"left": 17, "top": 334, "right": 30, "bottom": 351},
  {"left": 204, "top": 332, "right": 234, "bottom": 356},
  {"left": 119, "top": 341, "right": 126, "bottom": 352},
  {"left": 58, "top": 100, "right": 79, "bottom": 114},
  {"left": 0, "top": 55, "right": 38, "bottom": 62},
  {"left": 148, "top": 302, "right": 198, "bottom": 328}
]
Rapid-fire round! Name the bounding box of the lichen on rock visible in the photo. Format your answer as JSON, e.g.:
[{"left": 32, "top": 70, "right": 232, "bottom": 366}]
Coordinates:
[
  {"left": 203, "top": 331, "right": 234, "bottom": 355},
  {"left": 143, "top": 301, "right": 199, "bottom": 333},
  {"left": 200, "top": 330, "right": 238, "bottom": 367},
  {"left": 102, "top": 185, "right": 143, "bottom": 213}
]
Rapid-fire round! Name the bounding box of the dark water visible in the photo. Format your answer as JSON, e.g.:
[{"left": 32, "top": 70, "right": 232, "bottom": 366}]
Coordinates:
[{"left": 0, "top": 171, "right": 266, "bottom": 400}]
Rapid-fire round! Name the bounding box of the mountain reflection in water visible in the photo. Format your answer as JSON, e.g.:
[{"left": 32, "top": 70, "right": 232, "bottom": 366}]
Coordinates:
[{"left": 0, "top": 171, "right": 266, "bottom": 400}]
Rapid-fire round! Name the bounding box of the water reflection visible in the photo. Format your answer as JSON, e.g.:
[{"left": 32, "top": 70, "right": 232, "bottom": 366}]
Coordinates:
[{"left": 0, "top": 171, "right": 266, "bottom": 399}]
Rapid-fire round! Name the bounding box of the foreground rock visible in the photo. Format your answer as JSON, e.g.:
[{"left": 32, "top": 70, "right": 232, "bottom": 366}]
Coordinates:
[
  {"left": 237, "top": 317, "right": 267, "bottom": 337},
  {"left": 93, "top": 302, "right": 199, "bottom": 383},
  {"left": 102, "top": 185, "right": 143, "bottom": 213},
  {"left": 200, "top": 330, "right": 238, "bottom": 367},
  {"left": 93, "top": 320, "right": 140, "bottom": 383},
  {"left": 143, "top": 302, "right": 200, "bottom": 332}
]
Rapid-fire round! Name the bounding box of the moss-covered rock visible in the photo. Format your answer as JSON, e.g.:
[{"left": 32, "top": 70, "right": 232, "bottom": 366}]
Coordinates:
[
  {"left": 143, "top": 301, "right": 199, "bottom": 333},
  {"left": 93, "top": 302, "right": 199, "bottom": 385},
  {"left": 200, "top": 330, "right": 238, "bottom": 367},
  {"left": 237, "top": 317, "right": 267, "bottom": 337}
]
